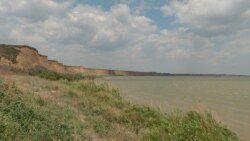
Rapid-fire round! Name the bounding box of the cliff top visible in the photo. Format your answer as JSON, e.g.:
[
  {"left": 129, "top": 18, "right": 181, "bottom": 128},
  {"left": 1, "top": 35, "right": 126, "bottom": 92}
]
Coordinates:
[{"left": 0, "top": 44, "right": 38, "bottom": 52}]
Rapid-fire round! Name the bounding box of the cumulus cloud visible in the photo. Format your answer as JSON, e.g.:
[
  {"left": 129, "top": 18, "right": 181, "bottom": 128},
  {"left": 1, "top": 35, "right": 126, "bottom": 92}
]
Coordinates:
[
  {"left": 67, "top": 4, "right": 157, "bottom": 51},
  {"left": 0, "top": 0, "right": 250, "bottom": 74},
  {"left": 0, "top": 0, "right": 72, "bottom": 22},
  {"left": 0, "top": 1, "right": 158, "bottom": 68},
  {"left": 161, "top": 0, "right": 250, "bottom": 36}
]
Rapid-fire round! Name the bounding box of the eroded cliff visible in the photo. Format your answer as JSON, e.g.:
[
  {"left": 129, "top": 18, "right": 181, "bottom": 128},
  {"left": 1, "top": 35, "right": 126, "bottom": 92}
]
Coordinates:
[{"left": 0, "top": 44, "right": 168, "bottom": 76}]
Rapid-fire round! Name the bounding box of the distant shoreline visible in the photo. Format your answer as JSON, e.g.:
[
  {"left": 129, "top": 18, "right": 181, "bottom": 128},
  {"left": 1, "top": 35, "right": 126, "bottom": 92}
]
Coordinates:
[
  {"left": 1, "top": 44, "right": 249, "bottom": 77},
  {"left": 103, "top": 73, "right": 250, "bottom": 77},
  {"left": 161, "top": 74, "right": 250, "bottom": 77}
]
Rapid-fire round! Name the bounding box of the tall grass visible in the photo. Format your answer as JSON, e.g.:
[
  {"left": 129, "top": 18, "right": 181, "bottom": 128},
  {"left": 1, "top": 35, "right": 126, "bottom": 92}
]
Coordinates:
[
  {"left": 68, "top": 80, "right": 240, "bottom": 141},
  {"left": 0, "top": 80, "right": 86, "bottom": 140},
  {"left": 0, "top": 77, "right": 241, "bottom": 141},
  {"left": 28, "top": 67, "right": 95, "bottom": 81}
]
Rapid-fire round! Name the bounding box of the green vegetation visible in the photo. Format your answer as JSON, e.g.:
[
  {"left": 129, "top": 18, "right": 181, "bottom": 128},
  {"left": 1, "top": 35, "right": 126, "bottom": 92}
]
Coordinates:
[
  {"left": 0, "top": 76, "right": 241, "bottom": 141},
  {"left": 28, "top": 67, "right": 95, "bottom": 81},
  {"left": 0, "top": 80, "right": 86, "bottom": 140},
  {"left": 0, "top": 44, "right": 21, "bottom": 64}
]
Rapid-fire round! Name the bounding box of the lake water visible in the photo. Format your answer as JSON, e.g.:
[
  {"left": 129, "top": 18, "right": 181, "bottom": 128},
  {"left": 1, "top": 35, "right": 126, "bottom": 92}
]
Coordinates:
[{"left": 101, "top": 76, "right": 250, "bottom": 141}]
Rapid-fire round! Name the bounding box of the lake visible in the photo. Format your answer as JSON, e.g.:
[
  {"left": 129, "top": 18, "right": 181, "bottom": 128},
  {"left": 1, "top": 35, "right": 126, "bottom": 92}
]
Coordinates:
[{"left": 101, "top": 76, "right": 250, "bottom": 141}]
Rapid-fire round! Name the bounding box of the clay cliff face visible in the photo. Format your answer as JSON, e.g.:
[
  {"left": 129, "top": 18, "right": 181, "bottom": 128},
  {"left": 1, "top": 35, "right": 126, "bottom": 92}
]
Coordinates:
[
  {"left": 0, "top": 44, "right": 167, "bottom": 76},
  {"left": 0, "top": 44, "right": 66, "bottom": 73}
]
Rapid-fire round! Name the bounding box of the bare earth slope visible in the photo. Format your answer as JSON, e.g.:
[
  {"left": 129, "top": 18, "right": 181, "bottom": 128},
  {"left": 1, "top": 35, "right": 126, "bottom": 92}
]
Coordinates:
[{"left": 0, "top": 44, "right": 167, "bottom": 76}]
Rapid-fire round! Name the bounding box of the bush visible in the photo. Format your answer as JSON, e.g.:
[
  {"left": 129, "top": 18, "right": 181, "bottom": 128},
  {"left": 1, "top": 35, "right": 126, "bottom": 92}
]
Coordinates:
[
  {"left": 38, "top": 70, "right": 62, "bottom": 80},
  {"left": 28, "top": 67, "right": 95, "bottom": 81},
  {"left": 28, "top": 66, "right": 47, "bottom": 76},
  {"left": 62, "top": 73, "right": 95, "bottom": 81}
]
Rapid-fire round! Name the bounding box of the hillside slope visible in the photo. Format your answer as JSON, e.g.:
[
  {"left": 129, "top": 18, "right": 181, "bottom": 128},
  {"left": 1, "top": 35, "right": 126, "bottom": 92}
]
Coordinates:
[
  {"left": 0, "top": 74, "right": 241, "bottom": 141},
  {"left": 0, "top": 44, "right": 168, "bottom": 76}
]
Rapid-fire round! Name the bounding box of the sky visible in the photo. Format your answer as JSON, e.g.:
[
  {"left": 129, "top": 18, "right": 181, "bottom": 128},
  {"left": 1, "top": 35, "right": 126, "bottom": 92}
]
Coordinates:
[{"left": 0, "top": 0, "right": 250, "bottom": 75}]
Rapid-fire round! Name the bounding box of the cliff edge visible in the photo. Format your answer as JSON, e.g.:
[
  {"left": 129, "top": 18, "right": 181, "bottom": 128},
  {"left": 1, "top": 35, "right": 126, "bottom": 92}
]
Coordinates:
[{"left": 0, "top": 44, "right": 168, "bottom": 76}]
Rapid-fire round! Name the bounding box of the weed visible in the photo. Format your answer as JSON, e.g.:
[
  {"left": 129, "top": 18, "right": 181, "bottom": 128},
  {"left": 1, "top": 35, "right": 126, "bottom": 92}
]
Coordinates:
[
  {"left": 36, "top": 97, "right": 47, "bottom": 106},
  {"left": 67, "top": 91, "right": 78, "bottom": 98},
  {"left": 90, "top": 117, "right": 112, "bottom": 137}
]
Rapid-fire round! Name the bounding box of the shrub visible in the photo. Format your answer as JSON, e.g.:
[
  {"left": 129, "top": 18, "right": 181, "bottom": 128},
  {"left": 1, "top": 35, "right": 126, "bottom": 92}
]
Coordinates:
[
  {"left": 62, "top": 73, "right": 95, "bottom": 81},
  {"left": 28, "top": 67, "right": 95, "bottom": 81},
  {"left": 38, "top": 70, "right": 62, "bottom": 80}
]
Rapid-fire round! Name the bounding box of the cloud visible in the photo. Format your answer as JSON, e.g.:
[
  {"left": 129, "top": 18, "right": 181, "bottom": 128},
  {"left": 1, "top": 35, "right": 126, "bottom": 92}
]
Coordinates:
[
  {"left": 0, "top": 2, "right": 156, "bottom": 49},
  {"left": 54, "top": 4, "right": 157, "bottom": 52},
  {"left": 0, "top": 0, "right": 250, "bottom": 74},
  {"left": 161, "top": 0, "right": 250, "bottom": 36},
  {"left": 0, "top": 1, "right": 158, "bottom": 67},
  {"left": 0, "top": 0, "right": 72, "bottom": 22}
]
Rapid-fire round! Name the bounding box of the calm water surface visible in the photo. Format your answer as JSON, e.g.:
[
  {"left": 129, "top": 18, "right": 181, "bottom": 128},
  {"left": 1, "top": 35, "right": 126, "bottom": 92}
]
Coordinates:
[{"left": 101, "top": 76, "right": 250, "bottom": 141}]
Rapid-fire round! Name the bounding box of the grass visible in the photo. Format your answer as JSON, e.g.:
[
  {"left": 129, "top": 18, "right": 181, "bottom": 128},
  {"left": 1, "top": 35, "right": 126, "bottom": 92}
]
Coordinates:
[
  {"left": 72, "top": 80, "right": 240, "bottom": 140},
  {"left": 28, "top": 67, "right": 95, "bottom": 81},
  {"left": 0, "top": 79, "right": 86, "bottom": 141},
  {"left": 0, "top": 75, "right": 241, "bottom": 141}
]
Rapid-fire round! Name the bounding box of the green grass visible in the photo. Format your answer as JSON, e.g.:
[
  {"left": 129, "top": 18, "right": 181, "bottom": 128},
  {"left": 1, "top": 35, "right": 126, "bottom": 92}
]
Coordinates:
[
  {"left": 0, "top": 77, "right": 241, "bottom": 141},
  {"left": 66, "top": 80, "right": 241, "bottom": 141},
  {"left": 28, "top": 67, "right": 95, "bottom": 81},
  {"left": 0, "top": 80, "right": 86, "bottom": 140}
]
